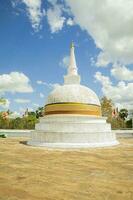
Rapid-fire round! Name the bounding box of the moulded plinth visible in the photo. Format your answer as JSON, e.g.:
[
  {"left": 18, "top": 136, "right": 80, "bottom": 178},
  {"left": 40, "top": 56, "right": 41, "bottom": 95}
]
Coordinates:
[{"left": 27, "top": 114, "right": 119, "bottom": 148}]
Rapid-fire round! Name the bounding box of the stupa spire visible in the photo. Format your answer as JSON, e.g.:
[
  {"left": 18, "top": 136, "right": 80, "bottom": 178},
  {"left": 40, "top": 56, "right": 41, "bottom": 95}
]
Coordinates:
[
  {"left": 68, "top": 42, "right": 78, "bottom": 75},
  {"left": 64, "top": 42, "right": 80, "bottom": 84}
]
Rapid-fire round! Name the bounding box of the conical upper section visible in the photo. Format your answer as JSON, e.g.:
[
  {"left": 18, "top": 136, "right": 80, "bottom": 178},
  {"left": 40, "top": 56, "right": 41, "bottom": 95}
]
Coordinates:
[
  {"left": 64, "top": 42, "right": 81, "bottom": 84},
  {"left": 68, "top": 42, "right": 78, "bottom": 75}
]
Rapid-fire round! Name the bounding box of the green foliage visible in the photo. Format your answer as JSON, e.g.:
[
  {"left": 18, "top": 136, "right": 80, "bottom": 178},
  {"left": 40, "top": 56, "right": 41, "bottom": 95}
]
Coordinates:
[
  {"left": 0, "top": 111, "right": 39, "bottom": 130},
  {"left": 36, "top": 107, "right": 44, "bottom": 118},
  {"left": 111, "top": 117, "right": 126, "bottom": 129},
  {"left": 100, "top": 96, "right": 129, "bottom": 129},
  {"left": 0, "top": 105, "right": 45, "bottom": 129},
  {"left": 0, "top": 115, "right": 39, "bottom": 130},
  {"left": 100, "top": 96, "right": 113, "bottom": 123},
  {"left": 119, "top": 109, "right": 128, "bottom": 120},
  {"left": 0, "top": 115, "right": 10, "bottom": 129},
  {"left": 23, "top": 115, "right": 38, "bottom": 129},
  {"left": 0, "top": 97, "right": 6, "bottom": 105},
  {"left": 0, "top": 133, "right": 6, "bottom": 138},
  {"left": 126, "top": 119, "right": 132, "bottom": 128}
]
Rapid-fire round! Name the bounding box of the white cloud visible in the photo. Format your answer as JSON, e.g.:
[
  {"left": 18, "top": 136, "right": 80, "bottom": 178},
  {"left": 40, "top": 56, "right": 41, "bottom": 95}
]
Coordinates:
[
  {"left": 0, "top": 72, "right": 33, "bottom": 94},
  {"left": 67, "top": 18, "right": 74, "bottom": 26},
  {"left": 33, "top": 103, "right": 39, "bottom": 107},
  {"left": 19, "top": 106, "right": 33, "bottom": 113},
  {"left": 19, "top": 107, "right": 26, "bottom": 113},
  {"left": 14, "top": 98, "right": 31, "bottom": 104},
  {"left": 37, "top": 80, "right": 50, "bottom": 87},
  {"left": 94, "top": 71, "right": 111, "bottom": 86},
  {"left": 36, "top": 80, "right": 44, "bottom": 85},
  {"left": 11, "top": 1, "right": 18, "bottom": 8},
  {"left": 37, "top": 80, "right": 60, "bottom": 89},
  {"left": 47, "top": 0, "right": 57, "bottom": 5},
  {"left": 21, "top": 0, "right": 45, "bottom": 31},
  {"left": 47, "top": 4, "right": 65, "bottom": 33},
  {"left": 94, "top": 71, "right": 133, "bottom": 109},
  {"left": 111, "top": 63, "right": 133, "bottom": 81},
  {"left": 59, "top": 55, "right": 69, "bottom": 68},
  {"left": 39, "top": 92, "right": 44, "bottom": 98},
  {"left": 65, "top": 0, "right": 133, "bottom": 66},
  {"left": 27, "top": 107, "right": 34, "bottom": 112},
  {"left": 90, "top": 57, "right": 96, "bottom": 66},
  {"left": 95, "top": 52, "right": 111, "bottom": 67}
]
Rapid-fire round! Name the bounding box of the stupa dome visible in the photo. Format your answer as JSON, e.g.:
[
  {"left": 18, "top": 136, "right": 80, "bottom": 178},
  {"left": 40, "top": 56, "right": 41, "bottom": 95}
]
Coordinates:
[
  {"left": 44, "top": 42, "right": 101, "bottom": 116},
  {"left": 46, "top": 84, "right": 100, "bottom": 106}
]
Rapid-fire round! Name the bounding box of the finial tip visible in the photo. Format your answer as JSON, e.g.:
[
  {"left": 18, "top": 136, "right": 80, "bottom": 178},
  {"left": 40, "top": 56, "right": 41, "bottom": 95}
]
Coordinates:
[{"left": 71, "top": 41, "right": 74, "bottom": 48}]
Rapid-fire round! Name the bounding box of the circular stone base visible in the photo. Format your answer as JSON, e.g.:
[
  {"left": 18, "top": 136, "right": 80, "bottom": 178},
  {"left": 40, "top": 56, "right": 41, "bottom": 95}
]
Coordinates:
[
  {"left": 27, "top": 140, "right": 119, "bottom": 148},
  {"left": 27, "top": 114, "right": 119, "bottom": 148}
]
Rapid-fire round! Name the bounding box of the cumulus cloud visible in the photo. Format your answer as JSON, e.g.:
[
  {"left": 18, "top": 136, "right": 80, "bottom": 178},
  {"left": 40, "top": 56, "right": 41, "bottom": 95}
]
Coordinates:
[
  {"left": 39, "top": 92, "right": 44, "bottom": 98},
  {"left": 37, "top": 80, "right": 50, "bottom": 87},
  {"left": 14, "top": 98, "right": 31, "bottom": 104},
  {"left": 59, "top": 55, "right": 69, "bottom": 68},
  {"left": 0, "top": 72, "right": 33, "bottom": 94},
  {"left": 33, "top": 103, "right": 39, "bottom": 107},
  {"left": 65, "top": 0, "right": 133, "bottom": 66},
  {"left": 36, "top": 80, "right": 44, "bottom": 85},
  {"left": 37, "top": 80, "right": 60, "bottom": 89},
  {"left": 94, "top": 71, "right": 133, "bottom": 109},
  {"left": 111, "top": 63, "right": 133, "bottom": 81},
  {"left": 95, "top": 52, "right": 111, "bottom": 67},
  {"left": 47, "top": 4, "right": 65, "bottom": 33},
  {"left": 13, "top": 0, "right": 45, "bottom": 31},
  {"left": 67, "top": 18, "right": 74, "bottom": 26},
  {"left": 95, "top": 71, "right": 111, "bottom": 86}
]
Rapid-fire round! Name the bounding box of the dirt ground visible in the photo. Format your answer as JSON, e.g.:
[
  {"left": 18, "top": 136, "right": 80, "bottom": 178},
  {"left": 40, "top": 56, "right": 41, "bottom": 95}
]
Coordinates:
[{"left": 0, "top": 138, "right": 133, "bottom": 200}]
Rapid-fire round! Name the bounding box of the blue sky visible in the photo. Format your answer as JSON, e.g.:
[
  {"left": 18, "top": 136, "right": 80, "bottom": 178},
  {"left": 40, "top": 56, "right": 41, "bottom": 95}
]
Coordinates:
[{"left": 0, "top": 0, "right": 133, "bottom": 115}]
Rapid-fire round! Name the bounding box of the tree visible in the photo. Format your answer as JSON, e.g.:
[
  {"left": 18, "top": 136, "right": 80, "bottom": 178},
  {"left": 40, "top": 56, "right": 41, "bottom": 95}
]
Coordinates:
[
  {"left": 23, "top": 115, "right": 38, "bottom": 129},
  {"left": 11, "top": 117, "right": 25, "bottom": 129},
  {"left": 126, "top": 119, "right": 132, "bottom": 128},
  {"left": 111, "top": 117, "right": 126, "bottom": 129},
  {"left": 36, "top": 107, "right": 44, "bottom": 118},
  {"left": 0, "top": 97, "right": 6, "bottom": 105},
  {"left": 100, "top": 96, "right": 113, "bottom": 123},
  {"left": 119, "top": 109, "right": 128, "bottom": 120},
  {"left": 0, "top": 103, "right": 43, "bottom": 129},
  {"left": 100, "top": 96, "right": 127, "bottom": 129}
]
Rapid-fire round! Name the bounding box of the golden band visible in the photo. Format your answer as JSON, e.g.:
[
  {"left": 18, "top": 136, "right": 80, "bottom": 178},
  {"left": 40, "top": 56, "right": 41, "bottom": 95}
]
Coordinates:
[{"left": 44, "top": 103, "right": 101, "bottom": 116}]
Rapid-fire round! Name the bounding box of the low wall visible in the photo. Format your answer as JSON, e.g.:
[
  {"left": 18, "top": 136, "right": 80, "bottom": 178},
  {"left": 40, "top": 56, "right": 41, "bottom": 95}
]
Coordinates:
[
  {"left": 113, "top": 130, "right": 133, "bottom": 138},
  {"left": 0, "top": 129, "right": 32, "bottom": 137},
  {"left": 0, "top": 129, "right": 133, "bottom": 138}
]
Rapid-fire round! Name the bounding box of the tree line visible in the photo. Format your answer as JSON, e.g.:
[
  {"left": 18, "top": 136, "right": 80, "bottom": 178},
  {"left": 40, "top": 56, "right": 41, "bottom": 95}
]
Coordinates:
[
  {"left": 0, "top": 106, "right": 44, "bottom": 130},
  {"left": 0, "top": 97, "right": 132, "bottom": 129},
  {"left": 101, "top": 97, "right": 132, "bottom": 129}
]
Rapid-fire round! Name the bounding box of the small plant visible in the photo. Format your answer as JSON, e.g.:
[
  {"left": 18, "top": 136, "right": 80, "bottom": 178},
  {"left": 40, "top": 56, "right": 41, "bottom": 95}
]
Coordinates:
[{"left": 0, "top": 133, "right": 6, "bottom": 138}]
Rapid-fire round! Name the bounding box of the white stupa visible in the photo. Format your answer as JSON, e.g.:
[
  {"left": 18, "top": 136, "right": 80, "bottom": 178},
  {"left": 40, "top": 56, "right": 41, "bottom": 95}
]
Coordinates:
[{"left": 28, "top": 43, "right": 119, "bottom": 148}]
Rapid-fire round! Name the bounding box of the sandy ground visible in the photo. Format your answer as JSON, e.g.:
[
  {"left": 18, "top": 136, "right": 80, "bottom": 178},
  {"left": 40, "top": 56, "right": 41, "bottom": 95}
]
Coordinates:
[{"left": 0, "top": 138, "right": 133, "bottom": 200}]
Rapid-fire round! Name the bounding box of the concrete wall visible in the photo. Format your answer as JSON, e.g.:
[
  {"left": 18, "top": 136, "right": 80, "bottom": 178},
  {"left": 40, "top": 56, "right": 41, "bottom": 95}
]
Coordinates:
[
  {"left": 0, "top": 129, "right": 32, "bottom": 137},
  {"left": 0, "top": 129, "right": 133, "bottom": 138},
  {"left": 113, "top": 130, "right": 133, "bottom": 138}
]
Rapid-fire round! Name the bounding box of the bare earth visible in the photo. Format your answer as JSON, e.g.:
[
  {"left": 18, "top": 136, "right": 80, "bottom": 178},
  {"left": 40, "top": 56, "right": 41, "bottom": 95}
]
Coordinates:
[{"left": 0, "top": 138, "right": 133, "bottom": 200}]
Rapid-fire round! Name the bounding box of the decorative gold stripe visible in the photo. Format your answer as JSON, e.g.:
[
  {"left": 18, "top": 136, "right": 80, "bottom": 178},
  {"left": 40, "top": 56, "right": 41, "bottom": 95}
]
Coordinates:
[
  {"left": 44, "top": 103, "right": 101, "bottom": 116},
  {"left": 46, "top": 102, "right": 100, "bottom": 106},
  {"left": 45, "top": 110, "right": 101, "bottom": 116}
]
